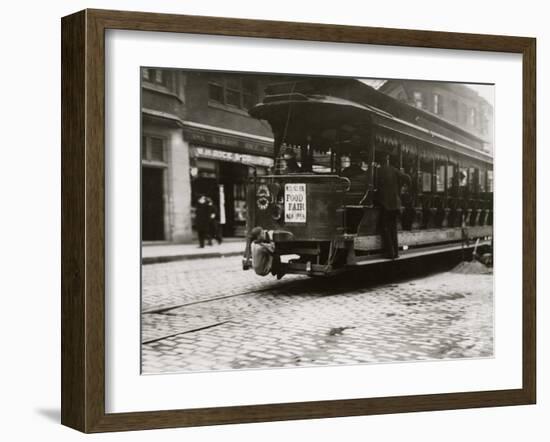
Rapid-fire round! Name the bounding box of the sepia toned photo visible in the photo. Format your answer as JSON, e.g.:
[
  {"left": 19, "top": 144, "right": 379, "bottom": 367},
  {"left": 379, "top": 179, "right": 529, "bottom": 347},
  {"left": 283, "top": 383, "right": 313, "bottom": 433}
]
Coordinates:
[{"left": 140, "top": 69, "right": 494, "bottom": 374}]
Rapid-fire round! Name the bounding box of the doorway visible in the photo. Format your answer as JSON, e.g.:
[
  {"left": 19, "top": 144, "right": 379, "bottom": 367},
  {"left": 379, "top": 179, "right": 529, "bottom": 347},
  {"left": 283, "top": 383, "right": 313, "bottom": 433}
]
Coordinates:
[
  {"left": 219, "top": 162, "right": 249, "bottom": 237},
  {"left": 142, "top": 166, "right": 165, "bottom": 241}
]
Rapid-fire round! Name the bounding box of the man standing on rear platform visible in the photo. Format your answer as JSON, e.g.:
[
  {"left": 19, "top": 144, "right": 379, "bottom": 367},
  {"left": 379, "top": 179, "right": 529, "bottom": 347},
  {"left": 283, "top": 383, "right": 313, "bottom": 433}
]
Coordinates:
[{"left": 376, "top": 155, "right": 411, "bottom": 259}]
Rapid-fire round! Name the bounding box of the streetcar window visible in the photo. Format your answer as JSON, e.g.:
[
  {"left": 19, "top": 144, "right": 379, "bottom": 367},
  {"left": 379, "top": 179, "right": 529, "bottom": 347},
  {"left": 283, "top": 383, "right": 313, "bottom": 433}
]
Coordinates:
[
  {"left": 436, "top": 165, "right": 445, "bottom": 192},
  {"left": 446, "top": 165, "right": 454, "bottom": 189},
  {"left": 479, "top": 169, "right": 486, "bottom": 192},
  {"left": 459, "top": 167, "right": 468, "bottom": 187},
  {"left": 422, "top": 172, "right": 432, "bottom": 192},
  {"left": 469, "top": 167, "right": 477, "bottom": 192},
  {"left": 420, "top": 156, "right": 433, "bottom": 193},
  {"left": 311, "top": 148, "right": 332, "bottom": 173},
  {"left": 487, "top": 170, "right": 494, "bottom": 192},
  {"left": 340, "top": 155, "right": 351, "bottom": 170}
]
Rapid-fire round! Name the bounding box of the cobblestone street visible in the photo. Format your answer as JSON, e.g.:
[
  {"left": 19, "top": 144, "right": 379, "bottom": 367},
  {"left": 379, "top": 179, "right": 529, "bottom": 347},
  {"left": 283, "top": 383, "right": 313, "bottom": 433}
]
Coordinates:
[{"left": 141, "top": 255, "right": 493, "bottom": 374}]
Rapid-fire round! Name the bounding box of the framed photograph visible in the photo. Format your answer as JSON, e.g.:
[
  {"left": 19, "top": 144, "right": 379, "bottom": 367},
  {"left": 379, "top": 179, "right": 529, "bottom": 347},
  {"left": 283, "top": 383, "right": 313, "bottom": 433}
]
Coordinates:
[{"left": 61, "top": 9, "right": 536, "bottom": 433}]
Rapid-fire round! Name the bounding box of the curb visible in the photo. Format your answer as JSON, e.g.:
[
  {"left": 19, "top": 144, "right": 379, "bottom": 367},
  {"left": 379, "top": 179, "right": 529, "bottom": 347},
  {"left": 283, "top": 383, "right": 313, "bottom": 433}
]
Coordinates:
[{"left": 142, "top": 250, "right": 243, "bottom": 265}]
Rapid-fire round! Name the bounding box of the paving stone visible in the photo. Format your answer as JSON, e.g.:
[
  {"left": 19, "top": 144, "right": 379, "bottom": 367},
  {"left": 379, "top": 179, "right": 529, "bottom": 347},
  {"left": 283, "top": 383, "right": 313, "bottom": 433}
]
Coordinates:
[{"left": 141, "top": 255, "right": 494, "bottom": 373}]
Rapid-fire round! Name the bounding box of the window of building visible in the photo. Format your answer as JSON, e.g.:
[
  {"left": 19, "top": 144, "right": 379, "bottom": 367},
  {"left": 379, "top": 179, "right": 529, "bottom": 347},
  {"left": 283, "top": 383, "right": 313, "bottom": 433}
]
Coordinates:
[
  {"left": 150, "top": 137, "right": 165, "bottom": 162},
  {"left": 433, "top": 93, "right": 441, "bottom": 115},
  {"left": 142, "top": 68, "right": 173, "bottom": 90},
  {"left": 413, "top": 91, "right": 424, "bottom": 109},
  {"left": 208, "top": 83, "right": 224, "bottom": 103},
  {"left": 450, "top": 99, "right": 458, "bottom": 120},
  {"left": 208, "top": 76, "right": 258, "bottom": 110},
  {"left": 141, "top": 136, "right": 147, "bottom": 158},
  {"left": 226, "top": 89, "right": 241, "bottom": 107},
  {"left": 469, "top": 107, "right": 477, "bottom": 127},
  {"left": 481, "top": 119, "right": 488, "bottom": 135},
  {"left": 142, "top": 135, "right": 166, "bottom": 163},
  {"left": 459, "top": 103, "right": 468, "bottom": 125}
]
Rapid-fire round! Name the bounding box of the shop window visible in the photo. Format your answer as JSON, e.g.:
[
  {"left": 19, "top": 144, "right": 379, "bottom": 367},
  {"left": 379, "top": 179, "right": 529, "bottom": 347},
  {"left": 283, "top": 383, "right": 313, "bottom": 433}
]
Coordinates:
[
  {"left": 195, "top": 159, "right": 217, "bottom": 179},
  {"left": 233, "top": 184, "right": 247, "bottom": 223}
]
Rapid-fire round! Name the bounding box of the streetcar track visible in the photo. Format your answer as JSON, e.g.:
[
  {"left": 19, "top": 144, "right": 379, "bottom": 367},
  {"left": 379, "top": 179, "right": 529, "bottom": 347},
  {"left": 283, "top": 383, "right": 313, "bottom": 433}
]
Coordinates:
[
  {"left": 141, "top": 257, "right": 466, "bottom": 346},
  {"left": 142, "top": 277, "right": 308, "bottom": 315},
  {"left": 143, "top": 252, "right": 463, "bottom": 316},
  {"left": 141, "top": 277, "right": 374, "bottom": 344},
  {"left": 142, "top": 320, "right": 232, "bottom": 345}
]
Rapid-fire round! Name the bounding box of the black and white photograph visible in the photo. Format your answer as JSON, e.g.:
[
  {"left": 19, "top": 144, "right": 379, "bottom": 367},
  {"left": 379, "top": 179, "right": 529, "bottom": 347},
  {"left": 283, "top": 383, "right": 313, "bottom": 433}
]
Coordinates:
[{"left": 140, "top": 68, "right": 494, "bottom": 374}]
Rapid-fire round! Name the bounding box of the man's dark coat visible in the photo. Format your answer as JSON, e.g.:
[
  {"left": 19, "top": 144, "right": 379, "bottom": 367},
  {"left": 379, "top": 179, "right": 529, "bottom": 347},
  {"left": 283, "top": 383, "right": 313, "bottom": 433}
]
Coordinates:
[{"left": 376, "top": 165, "right": 411, "bottom": 210}]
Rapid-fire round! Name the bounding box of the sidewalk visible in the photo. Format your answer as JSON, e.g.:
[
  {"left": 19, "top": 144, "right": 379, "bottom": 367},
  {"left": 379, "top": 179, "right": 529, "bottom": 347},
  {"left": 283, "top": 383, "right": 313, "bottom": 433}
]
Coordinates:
[{"left": 142, "top": 238, "right": 246, "bottom": 265}]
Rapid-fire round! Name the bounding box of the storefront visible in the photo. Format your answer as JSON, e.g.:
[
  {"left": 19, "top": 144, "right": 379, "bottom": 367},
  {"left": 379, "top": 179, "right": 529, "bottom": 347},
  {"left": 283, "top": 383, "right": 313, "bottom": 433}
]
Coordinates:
[
  {"left": 141, "top": 115, "right": 274, "bottom": 243},
  {"left": 190, "top": 145, "right": 273, "bottom": 237}
]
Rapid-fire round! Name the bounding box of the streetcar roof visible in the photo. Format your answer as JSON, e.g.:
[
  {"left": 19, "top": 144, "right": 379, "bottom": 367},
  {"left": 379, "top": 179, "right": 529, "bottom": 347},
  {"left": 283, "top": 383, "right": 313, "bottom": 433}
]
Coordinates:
[
  {"left": 249, "top": 78, "right": 493, "bottom": 164},
  {"left": 260, "top": 78, "right": 489, "bottom": 144}
]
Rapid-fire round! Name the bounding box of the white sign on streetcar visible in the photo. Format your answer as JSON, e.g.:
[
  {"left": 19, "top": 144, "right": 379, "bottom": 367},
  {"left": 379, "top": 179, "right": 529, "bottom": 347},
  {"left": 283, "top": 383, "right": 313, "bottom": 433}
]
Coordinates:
[{"left": 284, "top": 183, "right": 307, "bottom": 223}]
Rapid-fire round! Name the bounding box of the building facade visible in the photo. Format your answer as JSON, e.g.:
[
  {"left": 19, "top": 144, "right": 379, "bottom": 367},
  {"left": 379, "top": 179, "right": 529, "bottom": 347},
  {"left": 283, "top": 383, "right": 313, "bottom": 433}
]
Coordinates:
[
  {"left": 141, "top": 69, "right": 292, "bottom": 243},
  {"left": 377, "top": 80, "right": 494, "bottom": 153}
]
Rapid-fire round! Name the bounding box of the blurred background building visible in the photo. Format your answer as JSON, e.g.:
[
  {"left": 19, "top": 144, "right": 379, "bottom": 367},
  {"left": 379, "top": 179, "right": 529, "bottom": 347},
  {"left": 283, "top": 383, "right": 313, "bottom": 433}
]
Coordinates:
[{"left": 374, "top": 79, "right": 494, "bottom": 153}]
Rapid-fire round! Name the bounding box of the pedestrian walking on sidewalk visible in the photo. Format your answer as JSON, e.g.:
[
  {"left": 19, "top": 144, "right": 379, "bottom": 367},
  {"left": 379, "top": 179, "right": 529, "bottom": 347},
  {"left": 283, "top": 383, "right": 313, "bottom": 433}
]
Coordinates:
[{"left": 195, "top": 195, "right": 210, "bottom": 248}]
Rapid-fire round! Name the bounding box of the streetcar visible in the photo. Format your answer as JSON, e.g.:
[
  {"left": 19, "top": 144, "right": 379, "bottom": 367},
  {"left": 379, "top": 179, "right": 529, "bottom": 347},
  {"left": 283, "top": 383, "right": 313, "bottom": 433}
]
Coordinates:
[{"left": 242, "top": 77, "right": 493, "bottom": 277}]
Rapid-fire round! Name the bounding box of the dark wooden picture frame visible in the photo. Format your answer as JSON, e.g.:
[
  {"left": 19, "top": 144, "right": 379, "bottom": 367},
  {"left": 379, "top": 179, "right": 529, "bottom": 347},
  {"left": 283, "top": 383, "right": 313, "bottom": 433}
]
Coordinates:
[{"left": 61, "top": 9, "right": 536, "bottom": 433}]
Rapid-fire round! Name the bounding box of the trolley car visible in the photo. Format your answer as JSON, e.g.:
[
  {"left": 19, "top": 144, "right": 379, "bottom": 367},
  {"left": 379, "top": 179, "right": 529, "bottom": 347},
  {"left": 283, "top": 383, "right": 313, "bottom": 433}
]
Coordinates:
[{"left": 242, "top": 78, "right": 493, "bottom": 277}]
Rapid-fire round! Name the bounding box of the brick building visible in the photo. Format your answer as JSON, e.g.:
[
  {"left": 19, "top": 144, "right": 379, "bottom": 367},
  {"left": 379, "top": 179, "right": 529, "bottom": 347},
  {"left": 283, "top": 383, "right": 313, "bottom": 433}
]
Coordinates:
[{"left": 141, "top": 69, "right": 296, "bottom": 243}]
